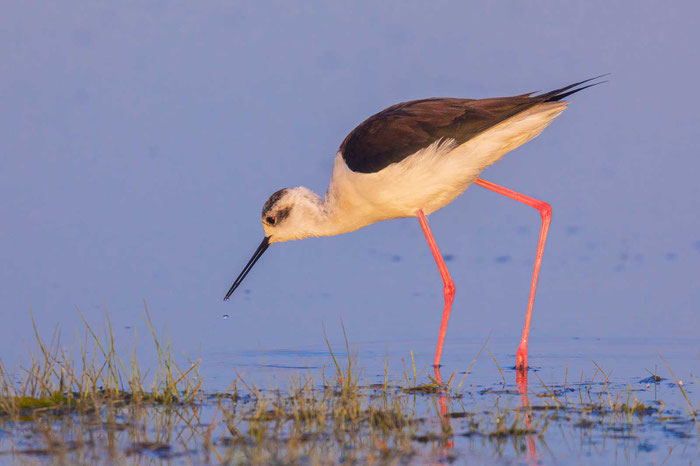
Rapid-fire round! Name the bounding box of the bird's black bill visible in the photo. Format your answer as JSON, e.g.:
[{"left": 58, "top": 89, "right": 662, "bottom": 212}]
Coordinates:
[{"left": 223, "top": 236, "right": 270, "bottom": 301}]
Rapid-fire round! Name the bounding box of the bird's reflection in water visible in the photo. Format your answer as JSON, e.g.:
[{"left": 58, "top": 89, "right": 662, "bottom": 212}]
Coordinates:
[
  {"left": 433, "top": 366, "right": 454, "bottom": 451},
  {"left": 517, "top": 369, "right": 537, "bottom": 462},
  {"left": 433, "top": 366, "right": 538, "bottom": 462}
]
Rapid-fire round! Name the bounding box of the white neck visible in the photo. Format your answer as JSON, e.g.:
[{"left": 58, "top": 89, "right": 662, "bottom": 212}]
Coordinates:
[
  {"left": 305, "top": 189, "right": 369, "bottom": 238},
  {"left": 267, "top": 186, "right": 373, "bottom": 243}
]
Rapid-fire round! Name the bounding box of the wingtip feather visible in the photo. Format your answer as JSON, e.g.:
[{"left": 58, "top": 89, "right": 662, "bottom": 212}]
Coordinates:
[{"left": 541, "top": 74, "right": 609, "bottom": 102}]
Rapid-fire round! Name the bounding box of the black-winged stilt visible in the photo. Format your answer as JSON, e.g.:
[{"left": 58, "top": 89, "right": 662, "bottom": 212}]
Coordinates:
[{"left": 224, "top": 77, "right": 602, "bottom": 373}]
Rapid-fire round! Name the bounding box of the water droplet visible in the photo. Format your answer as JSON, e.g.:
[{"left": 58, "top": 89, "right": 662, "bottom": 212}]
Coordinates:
[{"left": 223, "top": 314, "right": 229, "bottom": 320}]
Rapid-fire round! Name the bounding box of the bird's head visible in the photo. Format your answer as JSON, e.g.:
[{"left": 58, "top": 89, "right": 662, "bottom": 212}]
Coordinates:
[
  {"left": 223, "top": 186, "right": 323, "bottom": 301},
  {"left": 260, "top": 187, "right": 323, "bottom": 243}
]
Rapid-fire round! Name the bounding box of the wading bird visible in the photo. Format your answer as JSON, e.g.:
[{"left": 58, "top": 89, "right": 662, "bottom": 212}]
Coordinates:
[{"left": 224, "top": 77, "right": 602, "bottom": 372}]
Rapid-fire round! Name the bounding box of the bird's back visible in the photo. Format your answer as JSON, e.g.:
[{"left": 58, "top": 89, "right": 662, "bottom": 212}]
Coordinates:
[{"left": 339, "top": 79, "right": 597, "bottom": 174}]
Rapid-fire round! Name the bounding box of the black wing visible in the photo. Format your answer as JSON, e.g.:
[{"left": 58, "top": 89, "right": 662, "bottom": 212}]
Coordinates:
[{"left": 339, "top": 77, "right": 603, "bottom": 173}]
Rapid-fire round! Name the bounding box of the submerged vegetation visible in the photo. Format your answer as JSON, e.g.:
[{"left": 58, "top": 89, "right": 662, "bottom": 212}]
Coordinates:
[{"left": 0, "top": 307, "right": 698, "bottom": 463}]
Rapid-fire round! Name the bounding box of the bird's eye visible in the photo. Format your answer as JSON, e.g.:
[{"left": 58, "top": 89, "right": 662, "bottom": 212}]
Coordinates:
[{"left": 266, "top": 216, "right": 275, "bottom": 225}]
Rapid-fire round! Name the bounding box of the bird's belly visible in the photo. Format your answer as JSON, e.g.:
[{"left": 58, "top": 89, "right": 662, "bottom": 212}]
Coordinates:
[{"left": 357, "top": 161, "right": 478, "bottom": 218}]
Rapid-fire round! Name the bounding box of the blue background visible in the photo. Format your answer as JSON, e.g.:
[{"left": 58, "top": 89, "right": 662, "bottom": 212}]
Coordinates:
[{"left": 1, "top": 2, "right": 698, "bottom": 362}]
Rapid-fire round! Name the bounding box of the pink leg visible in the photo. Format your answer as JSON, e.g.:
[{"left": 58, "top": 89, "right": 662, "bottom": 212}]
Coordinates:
[
  {"left": 474, "top": 178, "right": 551, "bottom": 372},
  {"left": 417, "top": 209, "right": 456, "bottom": 368}
]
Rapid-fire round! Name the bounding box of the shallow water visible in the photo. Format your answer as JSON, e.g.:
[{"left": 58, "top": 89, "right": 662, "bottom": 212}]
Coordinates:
[
  {"left": 204, "top": 334, "right": 699, "bottom": 391},
  {"left": 206, "top": 334, "right": 700, "bottom": 462},
  {"left": 4, "top": 331, "right": 697, "bottom": 464}
]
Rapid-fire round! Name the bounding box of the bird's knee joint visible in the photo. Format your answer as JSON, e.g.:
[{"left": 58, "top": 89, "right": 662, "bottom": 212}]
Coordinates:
[
  {"left": 443, "top": 282, "right": 456, "bottom": 297},
  {"left": 538, "top": 202, "right": 552, "bottom": 220}
]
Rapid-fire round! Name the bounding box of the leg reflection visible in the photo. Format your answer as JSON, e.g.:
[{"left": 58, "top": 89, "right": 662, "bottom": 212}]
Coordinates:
[
  {"left": 433, "top": 366, "right": 454, "bottom": 450},
  {"left": 517, "top": 370, "right": 537, "bottom": 460}
]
